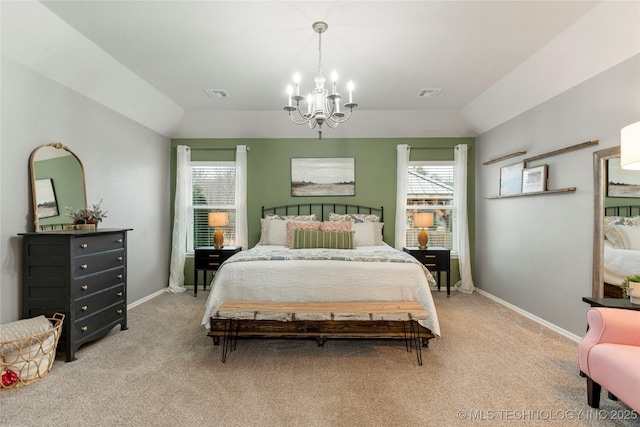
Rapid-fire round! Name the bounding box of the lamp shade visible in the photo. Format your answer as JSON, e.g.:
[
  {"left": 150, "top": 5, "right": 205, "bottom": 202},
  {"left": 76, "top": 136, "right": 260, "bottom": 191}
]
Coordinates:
[
  {"left": 621, "top": 121, "right": 640, "bottom": 170},
  {"left": 208, "top": 211, "right": 229, "bottom": 227},
  {"left": 414, "top": 212, "right": 434, "bottom": 228}
]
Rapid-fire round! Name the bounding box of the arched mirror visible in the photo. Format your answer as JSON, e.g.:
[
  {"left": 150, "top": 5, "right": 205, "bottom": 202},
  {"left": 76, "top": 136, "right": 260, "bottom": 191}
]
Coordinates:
[
  {"left": 593, "top": 146, "right": 640, "bottom": 298},
  {"left": 29, "top": 143, "right": 87, "bottom": 231}
]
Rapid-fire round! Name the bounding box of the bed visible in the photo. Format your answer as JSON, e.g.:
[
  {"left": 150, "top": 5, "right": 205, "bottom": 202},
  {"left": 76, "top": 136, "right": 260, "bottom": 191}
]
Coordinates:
[
  {"left": 201, "top": 203, "right": 441, "bottom": 347},
  {"left": 603, "top": 205, "right": 640, "bottom": 298}
]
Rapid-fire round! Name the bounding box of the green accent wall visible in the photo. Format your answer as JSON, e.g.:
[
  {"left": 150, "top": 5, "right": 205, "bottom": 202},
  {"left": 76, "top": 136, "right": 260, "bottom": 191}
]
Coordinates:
[{"left": 171, "top": 137, "right": 476, "bottom": 287}]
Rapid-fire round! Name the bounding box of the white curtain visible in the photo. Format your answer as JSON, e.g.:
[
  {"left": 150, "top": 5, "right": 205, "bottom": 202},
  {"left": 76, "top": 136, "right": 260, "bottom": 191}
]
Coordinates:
[
  {"left": 394, "top": 144, "right": 410, "bottom": 249},
  {"left": 453, "top": 144, "right": 475, "bottom": 294},
  {"left": 235, "top": 145, "right": 248, "bottom": 250},
  {"left": 167, "top": 145, "right": 191, "bottom": 294}
]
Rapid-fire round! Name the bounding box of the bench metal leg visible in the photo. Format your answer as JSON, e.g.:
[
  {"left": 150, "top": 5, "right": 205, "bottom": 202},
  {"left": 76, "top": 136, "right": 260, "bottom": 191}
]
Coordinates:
[
  {"left": 403, "top": 320, "right": 423, "bottom": 366},
  {"left": 221, "top": 319, "right": 240, "bottom": 363}
]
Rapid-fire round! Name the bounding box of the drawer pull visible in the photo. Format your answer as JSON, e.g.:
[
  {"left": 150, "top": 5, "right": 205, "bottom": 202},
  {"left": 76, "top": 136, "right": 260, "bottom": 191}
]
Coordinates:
[
  {"left": 117, "top": 238, "right": 123, "bottom": 243},
  {"left": 208, "top": 262, "right": 220, "bottom": 267},
  {"left": 117, "top": 256, "right": 124, "bottom": 261},
  {"left": 424, "top": 255, "right": 436, "bottom": 259},
  {"left": 81, "top": 285, "right": 88, "bottom": 291},
  {"left": 81, "top": 305, "right": 88, "bottom": 311},
  {"left": 80, "top": 243, "right": 88, "bottom": 249},
  {"left": 208, "top": 254, "right": 221, "bottom": 258},
  {"left": 117, "top": 274, "right": 123, "bottom": 280},
  {"left": 81, "top": 326, "right": 88, "bottom": 332},
  {"left": 117, "top": 292, "right": 123, "bottom": 297},
  {"left": 426, "top": 263, "right": 437, "bottom": 267},
  {"left": 80, "top": 264, "right": 88, "bottom": 270},
  {"left": 117, "top": 309, "right": 123, "bottom": 315}
]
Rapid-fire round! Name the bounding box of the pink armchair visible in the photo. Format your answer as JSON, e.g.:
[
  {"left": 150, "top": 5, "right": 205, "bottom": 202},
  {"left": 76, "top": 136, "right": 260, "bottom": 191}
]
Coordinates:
[{"left": 578, "top": 307, "right": 640, "bottom": 412}]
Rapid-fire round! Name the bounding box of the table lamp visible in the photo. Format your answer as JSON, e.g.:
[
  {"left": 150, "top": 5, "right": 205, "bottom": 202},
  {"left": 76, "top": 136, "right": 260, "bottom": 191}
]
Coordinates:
[
  {"left": 414, "top": 212, "right": 433, "bottom": 250},
  {"left": 208, "top": 211, "right": 229, "bottom": 249}
]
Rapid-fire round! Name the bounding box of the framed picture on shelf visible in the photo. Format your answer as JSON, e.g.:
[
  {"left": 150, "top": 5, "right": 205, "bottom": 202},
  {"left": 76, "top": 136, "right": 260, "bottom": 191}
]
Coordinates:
[
  {"left": 499, "top": 162, "right": 524, "bottom": 196},
  {"left": 522, "top": 165, "right": 548, "bottom": 194}
]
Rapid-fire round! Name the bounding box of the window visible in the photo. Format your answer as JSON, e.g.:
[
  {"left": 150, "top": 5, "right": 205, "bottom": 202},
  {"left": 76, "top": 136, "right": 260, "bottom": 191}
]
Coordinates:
[
  {"left": 188, "top": 161, "right": 236, "bottom": 252},
  {"left": 405, "top": 161, "right": 455, "bottom": 251}
]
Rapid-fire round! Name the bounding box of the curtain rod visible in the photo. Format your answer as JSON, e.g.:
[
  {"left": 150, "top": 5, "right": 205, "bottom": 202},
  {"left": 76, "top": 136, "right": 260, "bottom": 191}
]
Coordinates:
[
  {"left": 190, "top": 147, "right": 250, "bottom": 151},
  {"left": 409, "top": 146, "right": 455, "bottom": 150}
]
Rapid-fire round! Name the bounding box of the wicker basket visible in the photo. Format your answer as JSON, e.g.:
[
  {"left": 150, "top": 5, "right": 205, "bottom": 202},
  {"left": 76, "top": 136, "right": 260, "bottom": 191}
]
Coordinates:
[{"left": 1, "top": 313, "right": 64, "bottom": 389}]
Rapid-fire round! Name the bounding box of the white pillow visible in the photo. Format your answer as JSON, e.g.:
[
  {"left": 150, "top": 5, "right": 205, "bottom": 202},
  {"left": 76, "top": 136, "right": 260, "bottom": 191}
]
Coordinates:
[
  {"left": 604, "top": 224, "right": 630, "bottom": 249},
  {"left": 352, "top": 222, "right": 384, "bottom": 246},
  {"left": 617, "top": 225, "right": 640, "bottom": 250},
  {"left": 259, "top": 219, "right": 317, "bottom": 246}
]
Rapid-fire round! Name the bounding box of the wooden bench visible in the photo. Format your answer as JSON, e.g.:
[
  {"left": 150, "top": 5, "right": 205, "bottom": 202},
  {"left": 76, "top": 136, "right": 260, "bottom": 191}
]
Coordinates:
[{"left": 212, "top": 301, "right": 430, "bottom": 365}]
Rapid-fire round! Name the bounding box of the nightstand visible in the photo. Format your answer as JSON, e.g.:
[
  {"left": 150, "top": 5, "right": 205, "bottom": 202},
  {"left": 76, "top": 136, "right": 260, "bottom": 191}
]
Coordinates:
[
  {"left": 404, "top": 246, "right": 451, "bottom": 297},
  {"left": 194, "top": 246, "right": 241, "bottom": 296}
]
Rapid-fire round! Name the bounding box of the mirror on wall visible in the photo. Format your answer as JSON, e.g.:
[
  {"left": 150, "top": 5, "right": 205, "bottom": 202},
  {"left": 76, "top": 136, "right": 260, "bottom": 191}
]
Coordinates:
[
  {"left": 593, "top": 146, "right": 640, "bottom": 298},
  {"left": 29, "top": 143, "right": 87, "bottom": 231}
]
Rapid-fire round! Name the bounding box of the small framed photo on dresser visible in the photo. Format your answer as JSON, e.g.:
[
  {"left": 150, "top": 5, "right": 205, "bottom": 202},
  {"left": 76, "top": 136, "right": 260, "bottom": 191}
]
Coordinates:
[{"left": 522, "top": 165, "right": 548, "bottom": 193}]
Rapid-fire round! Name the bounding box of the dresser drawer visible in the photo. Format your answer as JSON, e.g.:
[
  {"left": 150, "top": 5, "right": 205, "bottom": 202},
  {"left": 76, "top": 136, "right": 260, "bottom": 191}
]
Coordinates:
[
  {"left": 74, "top": 302, "right": 126, "bottom": 338},
  {"left": 73, "top": 233, "right": 125, "bottom": 256},
  {"left": 404, "top": 247, "right": 451, "bottom": 271},
  {"left": 74, "top": 249, "right": 125, "bottom": 277},
  {"left": 195, "top": 247, "right": 240, "bottom": 269},
  {"left": 73, "top": 266, "right": 125, "bottom": 298},
  {"left": 74, "top": 284, "right": 125, "bottom": 319}
]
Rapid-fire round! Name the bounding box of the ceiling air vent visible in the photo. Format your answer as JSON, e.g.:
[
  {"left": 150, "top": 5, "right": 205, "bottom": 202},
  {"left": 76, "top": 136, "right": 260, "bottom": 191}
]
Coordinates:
[
  {"left": 418, "top": 88, "right": 442, "bottom": 98},
  {"left": 203, "top": 89, "right": 228, "bottom": 98}
]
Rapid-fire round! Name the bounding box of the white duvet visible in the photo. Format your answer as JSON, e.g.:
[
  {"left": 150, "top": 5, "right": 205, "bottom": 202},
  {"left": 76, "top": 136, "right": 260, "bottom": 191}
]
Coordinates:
[
  {"left": 604, "top": 240, "right": 640, "bottom": 286},
  {"left": 201, "top": 244, "right": 441, "bottom": 338}
]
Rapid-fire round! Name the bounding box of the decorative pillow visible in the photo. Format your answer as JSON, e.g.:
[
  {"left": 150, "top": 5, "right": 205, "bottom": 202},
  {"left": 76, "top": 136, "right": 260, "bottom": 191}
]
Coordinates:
[
  {"left": 266, "top": 214, "right": 317, "bottom": 222},
  {"left": 604, "top": 216, "right": 640, "bottom": 227},
  {"left": 617, "top": 225, "right": 640, "bottom": 250},
  {"left": 604, "top": 224, "right": 630, "bottom": 249},
  {"left": 319, "top": 221, "right": 352, "bottom": 232},
  {"left": 352, "top": 222, "right": 384, "bottom": 246},
  {"left": 290, "top": 230, "right": 355, "bottom": 249},
  {"left": 258, "top": 218, "right": 288, "bottom": 246},
  {"left": 285, "top": 221, "right": 321, "bottom": 247},
  {"left": 328, "top": 213, "right": 380, "bottom": 223}
]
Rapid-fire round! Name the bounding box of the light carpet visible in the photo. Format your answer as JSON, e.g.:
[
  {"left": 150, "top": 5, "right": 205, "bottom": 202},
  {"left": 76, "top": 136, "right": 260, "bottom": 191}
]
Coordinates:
[{"left": 1, "top": 290, "right": 638, "bottom": 427}]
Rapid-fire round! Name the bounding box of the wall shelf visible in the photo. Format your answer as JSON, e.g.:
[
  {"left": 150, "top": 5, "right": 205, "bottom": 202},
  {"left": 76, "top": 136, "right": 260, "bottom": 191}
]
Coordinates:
[
  {"left": 522, "top": 140, "right": 598, "bottom": 164},
  {"left": 486, "top": 187, "right": 576, "bottom": 199},
  {"left": 482, "top": 151, "right": 527, "bottom": 166}
]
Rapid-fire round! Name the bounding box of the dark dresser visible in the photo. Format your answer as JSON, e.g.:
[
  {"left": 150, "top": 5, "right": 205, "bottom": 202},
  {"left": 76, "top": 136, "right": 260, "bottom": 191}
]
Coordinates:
[{"left": 19, "top": 228, "right": 132, "bottom": 361}]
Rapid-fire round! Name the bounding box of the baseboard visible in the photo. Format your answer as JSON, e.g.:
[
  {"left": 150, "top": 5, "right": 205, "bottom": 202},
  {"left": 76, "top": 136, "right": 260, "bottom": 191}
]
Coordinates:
[
  {"left": 127, "top": 288, "right": 166, "bottom": 310},
  {"left": 474, "top": 288, "right": 582, "bottom": 343}
]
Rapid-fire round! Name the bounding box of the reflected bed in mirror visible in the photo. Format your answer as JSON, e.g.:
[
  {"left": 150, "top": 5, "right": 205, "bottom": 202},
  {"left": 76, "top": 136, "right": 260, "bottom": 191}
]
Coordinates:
[
  {"left": 29, "top": 143, "right": 87, "bottom": 231},
  {"left": 593, "top": 147, "right": 640, "bottom": 298}
]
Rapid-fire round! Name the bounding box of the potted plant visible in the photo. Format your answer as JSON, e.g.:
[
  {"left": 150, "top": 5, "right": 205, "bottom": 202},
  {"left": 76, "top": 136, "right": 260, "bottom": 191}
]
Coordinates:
[
  {"left": 65, "top": 200, "right": 108, "bottom": 228},
  {"left": 620, "top": 274, "right": 640, "bottom": 304},
  {"left": 84, "top": 199, "right": 108, "bottom": 225}
]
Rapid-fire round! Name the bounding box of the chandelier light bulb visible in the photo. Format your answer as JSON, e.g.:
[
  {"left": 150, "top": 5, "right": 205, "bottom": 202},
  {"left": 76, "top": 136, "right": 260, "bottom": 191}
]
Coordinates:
[
  {"left": 293, "top": 73, "right": 301, "bottom": 95},
  {"left": 283, "top": 21, "right": 358, "bottom": 139}
]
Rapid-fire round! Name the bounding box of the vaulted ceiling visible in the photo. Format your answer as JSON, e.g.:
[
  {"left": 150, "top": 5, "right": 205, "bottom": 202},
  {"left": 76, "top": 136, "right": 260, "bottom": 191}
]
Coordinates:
[{"left": 2, "top": 1, "right": 638, "bottom": 139}]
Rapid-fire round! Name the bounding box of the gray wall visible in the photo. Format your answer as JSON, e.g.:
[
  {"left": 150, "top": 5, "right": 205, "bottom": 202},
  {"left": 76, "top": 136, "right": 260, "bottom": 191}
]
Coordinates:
[
  {"left": 475, "top": 54, "right": 640, "bottom": 337},
  {"left": 0, "top": 58, "right": 172, "bottom": 323}
]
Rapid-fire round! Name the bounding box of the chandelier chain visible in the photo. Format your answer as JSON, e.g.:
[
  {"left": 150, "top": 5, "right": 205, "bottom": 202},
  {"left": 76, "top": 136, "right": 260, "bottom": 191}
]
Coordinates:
[{"left": 317, "top": 30, "right": 323, "bottom": 76}]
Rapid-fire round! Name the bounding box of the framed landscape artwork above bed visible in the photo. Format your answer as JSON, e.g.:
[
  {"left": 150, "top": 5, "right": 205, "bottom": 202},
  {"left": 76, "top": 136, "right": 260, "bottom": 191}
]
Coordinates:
[
  {"left": 291, "top": 157, "right": 355, "bottom": 197},
  {"left": 607, "top": 157, "right": 640, "bottom": 198}
]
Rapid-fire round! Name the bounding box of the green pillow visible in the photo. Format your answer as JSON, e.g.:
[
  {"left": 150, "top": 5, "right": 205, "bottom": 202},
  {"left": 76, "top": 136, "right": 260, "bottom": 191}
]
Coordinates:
[{"left": 290, "top": 229, "right": 355, "bottom": 249}]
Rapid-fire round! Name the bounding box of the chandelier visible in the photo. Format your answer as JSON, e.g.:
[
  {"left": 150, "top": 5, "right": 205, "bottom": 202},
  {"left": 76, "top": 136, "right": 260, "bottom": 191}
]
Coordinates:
[{"left": 284, "top": 21, "right": 357, "bottom": 140}]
